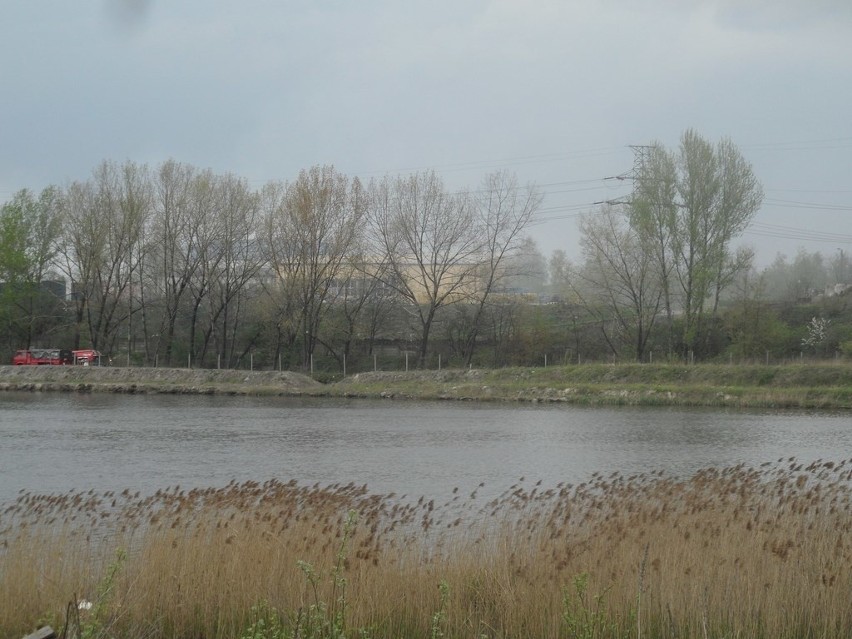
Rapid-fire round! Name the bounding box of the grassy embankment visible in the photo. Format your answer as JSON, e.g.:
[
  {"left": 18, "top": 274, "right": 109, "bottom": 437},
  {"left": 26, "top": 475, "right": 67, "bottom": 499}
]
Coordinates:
[
  {"left": 2, "top": 362, "right": 852, "bottom": 409},
  {"left": 2, "top": 461, "right": 852, "bottom": 638},
  {"left": 329, "top": 363, "right": 852, "bottom": 409}
]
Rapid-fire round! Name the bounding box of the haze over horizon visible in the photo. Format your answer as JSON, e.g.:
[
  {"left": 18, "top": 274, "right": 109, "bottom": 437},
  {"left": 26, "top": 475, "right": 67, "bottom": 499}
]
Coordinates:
[{"left": 2, "top": 0, "right": 850, "bottom": 269}]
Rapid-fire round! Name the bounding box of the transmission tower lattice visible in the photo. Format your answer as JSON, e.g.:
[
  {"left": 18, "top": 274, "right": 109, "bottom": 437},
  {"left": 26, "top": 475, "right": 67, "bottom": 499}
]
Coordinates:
[{"left": 628, "top": 144, "right": 655, "bottom": 204}]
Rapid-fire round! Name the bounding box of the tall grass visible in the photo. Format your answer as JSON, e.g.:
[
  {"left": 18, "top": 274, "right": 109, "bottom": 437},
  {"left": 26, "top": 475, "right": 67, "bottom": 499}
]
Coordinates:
[{"left": 2, "top": 460, "right": 852, "bottom": 638}]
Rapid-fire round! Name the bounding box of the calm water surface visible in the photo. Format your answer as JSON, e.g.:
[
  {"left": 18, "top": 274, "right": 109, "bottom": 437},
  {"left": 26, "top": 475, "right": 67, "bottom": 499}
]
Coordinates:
[{"left": 0, "top": 392, "right": 849, "bottom": 505}]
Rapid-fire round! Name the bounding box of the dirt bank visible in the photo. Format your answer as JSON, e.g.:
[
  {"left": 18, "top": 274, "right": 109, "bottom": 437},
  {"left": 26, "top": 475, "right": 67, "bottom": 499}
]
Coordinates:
[{"left": 0, "top": 365, "right": 322, "bottom": 395}]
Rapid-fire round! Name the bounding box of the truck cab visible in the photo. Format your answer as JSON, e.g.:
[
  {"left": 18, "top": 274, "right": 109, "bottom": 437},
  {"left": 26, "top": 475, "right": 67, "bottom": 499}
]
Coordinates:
[{"left": 72, "top": 349, "right": 101, "bottom": 365}]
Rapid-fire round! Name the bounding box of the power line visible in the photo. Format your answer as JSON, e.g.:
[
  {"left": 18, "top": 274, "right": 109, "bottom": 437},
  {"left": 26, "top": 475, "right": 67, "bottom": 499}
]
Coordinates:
[
  {"left": 766, "top": 187, "right": 852, "bottom": 195},
  {"left": 746, "top": 222, "right": 852, "bottom": 243},
  {"left": 763, "top": 198, "right": 852, "bottom": 212},
  {"left": 740, "top": 136, "right": 852, "bottom": 152}
]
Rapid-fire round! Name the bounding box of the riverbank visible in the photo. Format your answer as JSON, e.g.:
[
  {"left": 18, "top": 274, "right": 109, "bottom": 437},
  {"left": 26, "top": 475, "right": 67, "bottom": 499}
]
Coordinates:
[
  {"left": 331, "top": 363, "right": 852, "bottom": 409},
  {"left": 2, "top": 362, "right": 852, "bottom": 409},
  {"left": 0, "top": 365, "right": 322, "bottom": 395}
]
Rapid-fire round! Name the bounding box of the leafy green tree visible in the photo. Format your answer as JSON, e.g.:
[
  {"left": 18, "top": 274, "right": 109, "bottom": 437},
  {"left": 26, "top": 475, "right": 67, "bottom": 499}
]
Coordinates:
[
  {"left": 0, "top": 195, "right": 31, "bottom": 281},
  {"left": 723, "top": 286, "right": 793, "bottom": 362},
  {"left": 0, "top": 196, "right": 31, "bottom": 350},
  {"left": 0, "top": 187, "right": 64, "bottom": 349},
  {"left": 631, "top": 130, "right": 763, "bottom": 358},
  {"left": 630, "top": 143, "right": 678, "bottom": 353}
]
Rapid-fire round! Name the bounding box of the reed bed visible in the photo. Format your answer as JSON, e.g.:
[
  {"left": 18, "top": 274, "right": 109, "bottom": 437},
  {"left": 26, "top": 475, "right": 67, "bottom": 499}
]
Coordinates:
[{"left": 2, "top": 459, "right": 852, "bottom": 638}]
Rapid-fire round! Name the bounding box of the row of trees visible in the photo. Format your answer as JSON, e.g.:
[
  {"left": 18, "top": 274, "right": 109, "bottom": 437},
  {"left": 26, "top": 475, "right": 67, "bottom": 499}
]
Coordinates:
[
  {"left": 1, "top": 162, "right": 540, "bottom": 369},
  {"left": 759, "top": 248, "right": 852, "bottom": 302},
  {"left": 9, "top": 129, "right": 837, "bottom": 370}
]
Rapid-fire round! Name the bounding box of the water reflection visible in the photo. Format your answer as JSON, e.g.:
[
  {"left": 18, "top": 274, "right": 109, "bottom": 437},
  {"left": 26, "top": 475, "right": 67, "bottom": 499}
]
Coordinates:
[{"left": 0, "top": 392, "right": 849, "bottom": 505}]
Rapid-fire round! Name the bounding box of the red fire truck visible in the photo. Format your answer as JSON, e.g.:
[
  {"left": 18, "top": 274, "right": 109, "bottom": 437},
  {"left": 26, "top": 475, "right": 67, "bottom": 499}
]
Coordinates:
[
  {"left": 11, "top": 348, "right": 101, "bottom": 365},
  {"left": 12, "top": 349, "right": 74, "bottom": 365}
]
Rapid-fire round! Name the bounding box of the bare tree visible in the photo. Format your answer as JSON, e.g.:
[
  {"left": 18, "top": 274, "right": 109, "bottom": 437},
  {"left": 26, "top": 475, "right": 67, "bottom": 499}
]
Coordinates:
[
  {"left": 58, "top": 161, "right": 151, "bottom": 354},
  {"left": 574, "top": 205, "right": 662, "bottom": 361},
  {"left": 197, "top": 172, "right": 265, "bottom": 367},
  {"left": 178, "top": 170, "right": 224, "bottom": 365},
  {"left": 145, "top": 160, "right": 211, "bottom": 364},
  {"left": 368, "top": 171, "right": 480, "bottom": 367},
  {"left": 325, "top": 252, "right": 394, "bottom": 366},
  {"left": 459, "top": 171, "right": 540, "bottom": 364},
  {"left": 263, "top": 166, "right": 366, "bottom": 369}
]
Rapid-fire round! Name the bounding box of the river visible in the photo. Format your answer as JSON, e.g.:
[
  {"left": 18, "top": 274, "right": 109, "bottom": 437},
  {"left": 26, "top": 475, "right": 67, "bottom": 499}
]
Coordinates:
[{"left": 0, "top": 392, "right": 849, "bottom": 505}]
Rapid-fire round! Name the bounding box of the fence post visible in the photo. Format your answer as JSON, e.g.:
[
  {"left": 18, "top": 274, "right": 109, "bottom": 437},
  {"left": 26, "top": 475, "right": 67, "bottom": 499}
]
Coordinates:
[
  {"left": 374, "top": 353, "right": 377, "bottom": 372},
  {"left": 343, "top": 353, "right": 346, "bottom": 378},
  {"left": 405, "top": 352, "right": 409, "bottom": 372}
]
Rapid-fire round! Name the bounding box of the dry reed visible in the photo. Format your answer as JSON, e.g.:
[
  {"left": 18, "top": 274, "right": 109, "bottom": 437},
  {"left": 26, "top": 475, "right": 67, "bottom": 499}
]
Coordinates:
[{"left": 2, "top": 460, "right": 852, "bottom": 638}]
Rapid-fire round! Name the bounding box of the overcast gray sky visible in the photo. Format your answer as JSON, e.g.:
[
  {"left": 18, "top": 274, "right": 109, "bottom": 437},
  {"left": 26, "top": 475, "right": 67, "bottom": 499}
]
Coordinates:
[{"left": 2, "top": 0, "right": 851, "bottom": 267}]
